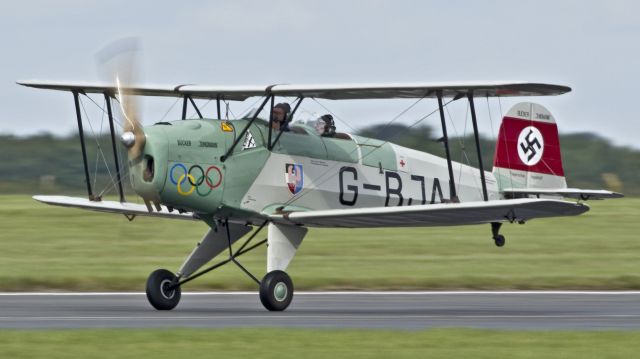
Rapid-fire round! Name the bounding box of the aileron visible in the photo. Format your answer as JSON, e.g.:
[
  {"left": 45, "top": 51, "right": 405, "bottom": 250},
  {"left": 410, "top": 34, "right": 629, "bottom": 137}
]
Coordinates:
[{"left": 502, "top": 188, "right": 623, "bottom": 200}]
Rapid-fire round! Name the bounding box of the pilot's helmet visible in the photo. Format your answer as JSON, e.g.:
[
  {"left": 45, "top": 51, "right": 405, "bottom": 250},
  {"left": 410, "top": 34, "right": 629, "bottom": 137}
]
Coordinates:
[{"left": 315, "top": 114, "right": 336, "bottom": 136}]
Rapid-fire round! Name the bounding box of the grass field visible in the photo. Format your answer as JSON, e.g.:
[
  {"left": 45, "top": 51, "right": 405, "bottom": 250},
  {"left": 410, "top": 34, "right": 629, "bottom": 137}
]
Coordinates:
[
  {"left": 0, "top": 328, "right": 638, "bottom": 359},
  {"left": 0, "top": 195, "right": 638, "bottom": 291}
]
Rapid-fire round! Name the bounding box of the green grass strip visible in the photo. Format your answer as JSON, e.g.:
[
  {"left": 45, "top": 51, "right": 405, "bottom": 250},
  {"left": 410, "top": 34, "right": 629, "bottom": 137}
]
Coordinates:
[
  {"left": 1, "top": 328, "right": 639, "bottom": 359},
  {"left": 1, "top": 195, "right": 639, "bottom": 290}
]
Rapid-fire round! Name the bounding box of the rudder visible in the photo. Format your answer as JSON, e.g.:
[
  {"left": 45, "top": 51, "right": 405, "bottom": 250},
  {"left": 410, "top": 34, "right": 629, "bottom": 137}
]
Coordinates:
[{"left": 493, "top": 102, "right": 567, "bottom": 191}]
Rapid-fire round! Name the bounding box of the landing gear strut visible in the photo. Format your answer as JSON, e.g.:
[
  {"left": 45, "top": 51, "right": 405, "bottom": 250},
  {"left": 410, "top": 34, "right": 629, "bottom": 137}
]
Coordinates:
[
  {"left": 144, "top": 220, "right": 304, "bottom": 312},
  {"left": 491, "top": 222, "right": 505, "bottom": 247}
]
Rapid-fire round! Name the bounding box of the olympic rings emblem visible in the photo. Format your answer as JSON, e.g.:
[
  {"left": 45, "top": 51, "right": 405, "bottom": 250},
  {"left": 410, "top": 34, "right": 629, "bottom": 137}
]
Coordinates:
[{"left": 170, "top": 163, "right": 223, "bottom": 196}]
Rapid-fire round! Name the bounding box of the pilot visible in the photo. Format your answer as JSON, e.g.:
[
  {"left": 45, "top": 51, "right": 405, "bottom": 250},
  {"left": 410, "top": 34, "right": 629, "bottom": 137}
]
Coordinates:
[
  {"left": 314, "top": 114, "right": 336, "bottom": 137},
  {"left": 271, "top": 103, "right": 291, "bottom": 132}
]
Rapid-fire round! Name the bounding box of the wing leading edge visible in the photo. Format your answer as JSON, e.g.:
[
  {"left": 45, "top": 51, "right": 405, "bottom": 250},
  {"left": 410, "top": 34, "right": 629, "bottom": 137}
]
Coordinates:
[
  {"left": 268, "top": 199, "right": 589, "bottom": 228},
  {"left": 33, "top": 195, "right": 198, "bottom": 221}
]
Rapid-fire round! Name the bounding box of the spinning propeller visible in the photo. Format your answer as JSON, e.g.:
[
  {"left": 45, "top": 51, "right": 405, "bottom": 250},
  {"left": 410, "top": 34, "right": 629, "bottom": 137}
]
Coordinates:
[{"left": 97, "top": 38, "right": 160, "bottom": 212}]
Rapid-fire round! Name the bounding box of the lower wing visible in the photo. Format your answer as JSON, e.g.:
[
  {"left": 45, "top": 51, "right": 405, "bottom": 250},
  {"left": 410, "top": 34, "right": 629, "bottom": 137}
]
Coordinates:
[
  {"left": 33, "top": 195, "right": 198, "bottom": 221},
  {"left": 268, "top": 198, "right": 588, "bottom": 228},
  {"left": 501, "top": 188, "right": 623, "bottom": 200}
]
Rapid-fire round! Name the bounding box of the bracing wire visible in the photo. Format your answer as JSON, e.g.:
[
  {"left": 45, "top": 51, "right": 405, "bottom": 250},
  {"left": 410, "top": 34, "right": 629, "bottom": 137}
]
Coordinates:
[
  {"left": 79, "top": 96, "right": 117, "bottom": 195},
  {"left": 445, "top": 100, "right": 483, "bottom": 200},
  {"left": 497, "top": 96, "right": 514, "bottom": 191},
  {"left": 485, "top": 96, "right": 496, "bottom": 144},
  {"left": 281, "top": 98, "right": 453, "bottom": 207},
  {"left": 224, "top": 100, "right": 236, "bottom": 120},
  {"left": 187, "top": 98, "right": 212, "bottom": 119},
  {"left": 84, "top": 94, "right": 124, "bottom": 128},
  {"left": 310, "top": 98, "right": 359, "bottom": 133},
  {"left": 236, "top": 96, "right": 265, "bottom": 119},
  {"left": 82, "top": 93, "right": 140, "bottom": 200},
  {"left": 160, "top": 97, "right": 181, "bottom": 122}
]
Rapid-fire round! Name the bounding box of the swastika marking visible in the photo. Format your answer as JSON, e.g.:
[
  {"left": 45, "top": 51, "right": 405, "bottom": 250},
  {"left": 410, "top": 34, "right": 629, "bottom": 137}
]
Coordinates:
[{"left": 517, "top": 126, "right": 544, "bottom": 166}]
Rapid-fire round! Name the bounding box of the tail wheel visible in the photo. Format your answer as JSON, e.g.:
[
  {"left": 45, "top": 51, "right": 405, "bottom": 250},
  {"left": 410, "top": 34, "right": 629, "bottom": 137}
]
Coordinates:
[
  {"left": 259, "top": 270, "right": 294, "bottom": 311},
  {"left": 146, "top": 269, "right": 181, "bottom": 310},
  {"left": 493, "top": 234, "right": 506, "bottom": 247}
]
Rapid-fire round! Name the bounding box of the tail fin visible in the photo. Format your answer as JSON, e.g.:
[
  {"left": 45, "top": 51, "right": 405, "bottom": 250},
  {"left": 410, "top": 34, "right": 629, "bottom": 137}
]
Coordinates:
[{"left": 493, "top": 102, "right": 567, "bottom": 191}]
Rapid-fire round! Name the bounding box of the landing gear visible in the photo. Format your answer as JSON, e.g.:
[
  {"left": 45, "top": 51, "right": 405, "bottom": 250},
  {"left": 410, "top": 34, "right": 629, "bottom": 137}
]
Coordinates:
[
  {"left": 491, "top": 222, "right": 506, "bottom": 247},
  {"left": 145, "top": 220, "right": 304, "bottom": 312},
  {"left": 146, "top": 269, "right": 181, "bottom": 310},
  {"left": 259, "top": 270, "right": 294, "bottom": 311}
]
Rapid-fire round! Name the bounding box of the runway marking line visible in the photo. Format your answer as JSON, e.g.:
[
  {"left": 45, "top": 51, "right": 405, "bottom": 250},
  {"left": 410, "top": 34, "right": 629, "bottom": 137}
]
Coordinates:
[
  {"left": 1, "top": 314, "right": 639, "bottom": 321},
  {"left": 1, "top": 291, "right": 640, "bottom": 296}
]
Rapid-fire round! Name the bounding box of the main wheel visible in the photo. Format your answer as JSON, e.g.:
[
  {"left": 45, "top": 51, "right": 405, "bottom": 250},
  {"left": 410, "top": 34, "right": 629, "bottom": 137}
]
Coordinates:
[
  {"left": 259, "top": 270, "right": 293, "bottom": 311},
  {"left": 493, "top": 234, "right": 506, "bottom": 247},
  {"left": 146, "top": 269, "right": 181, "bottom": 310}
]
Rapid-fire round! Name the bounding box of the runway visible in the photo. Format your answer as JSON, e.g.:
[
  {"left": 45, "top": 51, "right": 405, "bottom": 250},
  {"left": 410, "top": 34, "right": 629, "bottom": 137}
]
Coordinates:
[{"left": 0, "top": 291, "right": 639, "bottom": 330}]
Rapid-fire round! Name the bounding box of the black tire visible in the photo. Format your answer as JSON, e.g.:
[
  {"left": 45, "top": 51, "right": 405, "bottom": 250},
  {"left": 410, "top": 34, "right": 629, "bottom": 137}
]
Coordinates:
[
  {"left": 259, "top": 270, "right": 293, "bottom": 311},
  {"left": 146, "top": 269, "right": 181, "bottom": 310},
  {"left": 494, "top": 234, "right": 506, "bottom": 247}
]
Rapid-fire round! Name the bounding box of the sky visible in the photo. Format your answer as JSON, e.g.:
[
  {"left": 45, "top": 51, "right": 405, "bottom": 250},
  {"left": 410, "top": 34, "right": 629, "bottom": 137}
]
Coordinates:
[{"left": 2, "top": 0, "right": 639, "bottom": 148}]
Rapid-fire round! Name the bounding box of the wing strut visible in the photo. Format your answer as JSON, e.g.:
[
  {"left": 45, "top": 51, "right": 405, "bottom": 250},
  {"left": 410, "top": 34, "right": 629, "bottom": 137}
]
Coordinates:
[
  {"left": 188, "top": 96, "right": 203, "bottom": 119},
  {"left": 436, "top": 91, "right": 458, "bottom": 201},
  {"left": 216, "top": 95, "right": 222, "bottom": 119},
  {"left": 181, "top": 95, "right": 204, "bottom": 120},
  {"left": 104, "top": 94, "right": 126, "bottom": 202},
  {"left": 71, "top": 92, "right": 129, "bottom": 202},
  {"left": 181, "top": 96, "right": 188, "bottom": 120},
  {"left": 221, "top": 93, "right": 273, "bottom": 162},
  {"left": 468, "top": 92, "right": 489, "bottom": 201},
  {"left": 72, "top": 91, "right": 95, "bottom": 200},
  {"left": 267, "top": 95, "right": 275, "bottom": 148}
]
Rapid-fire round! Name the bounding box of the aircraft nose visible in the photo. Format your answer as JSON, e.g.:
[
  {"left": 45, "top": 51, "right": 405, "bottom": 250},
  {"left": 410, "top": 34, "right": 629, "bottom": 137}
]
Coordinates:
[{"left": 129, "top": 127, "right": 168, "bottom": 206}]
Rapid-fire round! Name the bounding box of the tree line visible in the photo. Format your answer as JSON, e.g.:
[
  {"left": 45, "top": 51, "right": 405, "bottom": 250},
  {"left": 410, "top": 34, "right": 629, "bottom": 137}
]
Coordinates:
[{"left": 1, "top": 125, "right": 637, "bottom": 196}]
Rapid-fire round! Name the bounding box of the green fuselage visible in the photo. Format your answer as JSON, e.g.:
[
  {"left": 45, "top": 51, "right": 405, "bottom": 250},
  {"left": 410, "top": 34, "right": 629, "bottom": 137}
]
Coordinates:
[{"left": 133, "top": 118, "right": 497, "bottom": 224}]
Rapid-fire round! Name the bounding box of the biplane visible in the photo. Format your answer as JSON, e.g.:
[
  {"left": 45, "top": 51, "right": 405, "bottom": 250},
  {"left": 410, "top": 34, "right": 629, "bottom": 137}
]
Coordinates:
[{"left": 18, "top": 79, "right": 622, "bottom": 311}]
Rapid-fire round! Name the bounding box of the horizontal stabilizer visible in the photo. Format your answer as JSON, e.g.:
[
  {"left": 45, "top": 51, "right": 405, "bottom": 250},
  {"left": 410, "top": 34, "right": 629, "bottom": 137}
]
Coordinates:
[
  {"left": 269, "top": 199, "right": 588, "bottom": 228},
  {"left": 501, "top": 188, "right": 623, "bottom": 200},
  {"left": 33, "top": 195, "right": 198, "bottom": 221}
]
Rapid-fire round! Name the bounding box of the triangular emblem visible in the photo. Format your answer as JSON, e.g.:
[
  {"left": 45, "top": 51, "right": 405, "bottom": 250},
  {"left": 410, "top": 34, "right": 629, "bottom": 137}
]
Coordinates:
[{"left": 242, "top": 131, "right": 256, "bottom": 150}]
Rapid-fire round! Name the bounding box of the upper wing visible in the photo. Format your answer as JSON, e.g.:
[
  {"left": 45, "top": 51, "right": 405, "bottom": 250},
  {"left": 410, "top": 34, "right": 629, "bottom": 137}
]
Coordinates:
[
  {"left": 268, "top": 199, "right": 588, "bottom": 228},
  {"left": 33, "top": 195, "right": 198, "bottom": 221},
  {"left": 270, "top": 82, "right": 570, "bottom": 100},
  {"left": 502, "top": 188, "right": 623, "bottom": 200},
  {"left": 17, "top": 80, "right": 264, "bottom": 101},
  {"left": 18, "top": 80, "right": 570, "bottom": 100}
]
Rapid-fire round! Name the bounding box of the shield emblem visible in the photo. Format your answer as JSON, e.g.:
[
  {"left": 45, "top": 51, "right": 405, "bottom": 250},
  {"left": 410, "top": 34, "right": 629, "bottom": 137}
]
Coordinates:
[{"left": 284, "top": 163, "right": 303, "bottom": 195}]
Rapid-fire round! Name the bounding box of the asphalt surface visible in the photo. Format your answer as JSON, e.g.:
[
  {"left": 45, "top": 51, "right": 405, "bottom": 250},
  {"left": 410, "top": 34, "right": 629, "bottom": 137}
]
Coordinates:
[{"left": 0, "top": 292, "right": 639, "bottom": 330}]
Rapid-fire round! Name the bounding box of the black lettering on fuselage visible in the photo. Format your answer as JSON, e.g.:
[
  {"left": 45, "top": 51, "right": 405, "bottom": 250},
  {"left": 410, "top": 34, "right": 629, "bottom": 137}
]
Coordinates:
[
  {"left": 385, "top": 171, "right": 403, "bottom": 206},
  {"left": 199, "top": 141, "right": 218, "bottom": 148},
  {"left": 339, "top": 166, "right": 358, "bottom": 206},
  {"left": 337, "top": 166, "right": 447, "bottom": 207},
  {"left": 363, "top": 183, "right": 381, "bottom": 191},
  {"left": 177, "top": 139, "right": 191, "bottom": 146},
  {"left": 430, "top": 178, "right": 444, "bottom": 204},
  {"left": 410, "top": 175, "right": 426, "bottom": 205}
]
